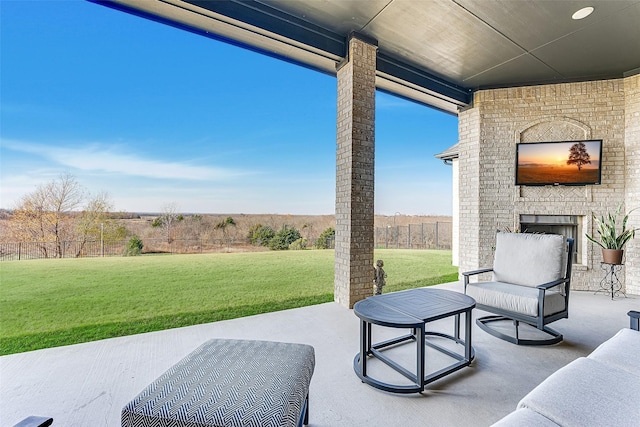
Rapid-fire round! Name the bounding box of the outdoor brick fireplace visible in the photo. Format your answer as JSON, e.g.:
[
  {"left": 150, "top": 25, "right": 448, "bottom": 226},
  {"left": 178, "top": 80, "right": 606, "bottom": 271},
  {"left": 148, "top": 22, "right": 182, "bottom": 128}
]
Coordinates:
[{"left": 455, "top": 75, "right": 640, "bottom": 295}]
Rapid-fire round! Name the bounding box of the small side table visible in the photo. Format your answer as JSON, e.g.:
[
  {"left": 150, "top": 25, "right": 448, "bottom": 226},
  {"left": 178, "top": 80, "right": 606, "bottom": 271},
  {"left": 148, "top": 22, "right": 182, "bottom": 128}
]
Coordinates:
[{"left": 596, "top": 262, "right": 625, "bottom": 300}]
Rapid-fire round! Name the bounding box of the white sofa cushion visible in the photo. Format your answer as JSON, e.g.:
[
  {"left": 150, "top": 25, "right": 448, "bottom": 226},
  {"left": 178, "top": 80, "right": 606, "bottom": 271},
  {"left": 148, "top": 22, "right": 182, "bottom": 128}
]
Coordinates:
[
  {"left": 492, "top": 233, "right": 566, "bottom": 290},
  {"left": 491, "top": 408, "right": 559, "bottom": 427},
  {"left": 588, "top": 328, "right": 640, "bottom": 377},
  {"left": 517, "top": 357, "right": 640, "bottom": 427},
  {"left": 466, "top": 281, "right": 565, "bottom": 317}
]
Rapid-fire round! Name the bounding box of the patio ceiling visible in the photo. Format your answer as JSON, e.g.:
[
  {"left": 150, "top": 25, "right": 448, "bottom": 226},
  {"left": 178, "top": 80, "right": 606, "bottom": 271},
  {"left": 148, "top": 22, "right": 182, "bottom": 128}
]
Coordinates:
[{"left": 95, "top": 0, "right": 640, "bottom": 114}]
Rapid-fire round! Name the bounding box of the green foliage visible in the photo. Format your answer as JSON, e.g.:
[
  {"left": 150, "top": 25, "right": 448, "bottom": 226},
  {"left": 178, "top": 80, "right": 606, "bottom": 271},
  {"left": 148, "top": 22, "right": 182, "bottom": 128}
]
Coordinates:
[
  {"left": 289, "top": 238, "right": 308, "bottom": 250},
  {"left": 110, "top": 224, "right": 128, "bottom": 241},
  {"left": 315, "top": 227, "right": 335, "bottom": 249},
  {"left": 0, "top": 249, "right": 456, "bottom": 354},
  {"left": 269, "top": 226, "right": 301, "bottom": 250},
  {"left": 215, "top": 216, "right": 236, "bottom": 230},
  {"left": 151, "top": 217, "right": 163, "bottom": 227},
  {"left": 123, "top": 236, "right": 144, "bottom": 256},
  {"left": 249, "top": 224, "right": 275, "bottom": 246},
  {"left": 585, "top": 204, "right": 638, "bottom": 250},
  {"left": 247, "top": 223, "right": 261, "bottom": 240}
]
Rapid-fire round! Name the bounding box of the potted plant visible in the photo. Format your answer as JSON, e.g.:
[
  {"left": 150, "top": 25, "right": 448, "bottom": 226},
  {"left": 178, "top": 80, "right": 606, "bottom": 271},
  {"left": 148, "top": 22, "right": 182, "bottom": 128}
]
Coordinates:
[{"left": 586, "top": 204, "right": 638, "bottom": 265}]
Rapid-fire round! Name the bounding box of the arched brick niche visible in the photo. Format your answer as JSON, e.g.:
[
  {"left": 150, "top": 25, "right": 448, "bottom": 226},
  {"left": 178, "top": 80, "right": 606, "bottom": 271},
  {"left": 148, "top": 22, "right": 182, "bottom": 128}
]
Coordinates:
[{"left": 516, "top": 118, "right": 593, "bottom": 202}]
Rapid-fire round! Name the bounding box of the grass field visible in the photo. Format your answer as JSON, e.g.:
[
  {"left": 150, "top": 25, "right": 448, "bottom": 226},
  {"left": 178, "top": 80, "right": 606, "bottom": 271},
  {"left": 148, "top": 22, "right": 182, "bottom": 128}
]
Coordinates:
[{"left": 0, "top": 249, "right": 457, "bottom": 355}]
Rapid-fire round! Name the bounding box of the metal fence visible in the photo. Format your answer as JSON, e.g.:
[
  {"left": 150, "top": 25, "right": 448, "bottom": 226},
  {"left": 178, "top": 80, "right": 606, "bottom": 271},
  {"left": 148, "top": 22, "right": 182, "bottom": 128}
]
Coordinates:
[
  {"left": 0, "top": 238, "right": 251, "bottom": 261},
  {"left": 0, "top": 225, "right": 449, "bottom": 261},
  {"left": 375, "top": 222, "right": 452, "bottom": 250}
]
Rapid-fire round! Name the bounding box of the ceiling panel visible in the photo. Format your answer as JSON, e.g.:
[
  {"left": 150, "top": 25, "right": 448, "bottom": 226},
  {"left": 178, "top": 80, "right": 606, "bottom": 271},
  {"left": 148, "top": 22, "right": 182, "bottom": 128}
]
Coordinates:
[
  {"left": 457, "top": 0, "right": 638, "bottom": 51},
  {"left": 264, "top": 0, "right": 389, "bottom": 35},
  {"left": 97, "top": 0, "right": 640, "bottom": 111},
  {"left": 461, "top": 53, "right": 563, "bottom": 88},
  {"left": 366, "top": 0, "right": 526, "bottom": 82},
  {"left": 532, "top": 3, "right": 640, "bottom": 78}
]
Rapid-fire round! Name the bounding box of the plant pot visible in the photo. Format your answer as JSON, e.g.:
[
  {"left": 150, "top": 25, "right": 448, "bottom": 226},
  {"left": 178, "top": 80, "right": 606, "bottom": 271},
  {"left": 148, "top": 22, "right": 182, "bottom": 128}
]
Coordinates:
[{"left": 602, "top": 249, "right": 624, "bottom": 265}]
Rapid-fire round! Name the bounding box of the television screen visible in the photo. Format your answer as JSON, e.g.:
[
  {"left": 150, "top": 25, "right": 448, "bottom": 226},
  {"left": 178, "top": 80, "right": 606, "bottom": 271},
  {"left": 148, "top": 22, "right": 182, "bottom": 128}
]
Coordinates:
[{"left": 515, "top": 140, "right": 602, "bottom": 186}]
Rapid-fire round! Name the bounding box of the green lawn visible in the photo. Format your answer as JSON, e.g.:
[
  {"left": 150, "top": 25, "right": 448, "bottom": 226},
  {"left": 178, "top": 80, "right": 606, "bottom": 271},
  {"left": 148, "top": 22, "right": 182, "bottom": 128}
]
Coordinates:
[{"left": 0, "top": 249, "right": 457, "bottom": 355}]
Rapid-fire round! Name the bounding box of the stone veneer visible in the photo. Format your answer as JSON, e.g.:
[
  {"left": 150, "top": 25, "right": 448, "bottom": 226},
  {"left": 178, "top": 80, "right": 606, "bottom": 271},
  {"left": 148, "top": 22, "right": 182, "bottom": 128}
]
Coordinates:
[
  {"left": 334, "top": 34, "right": 377, "bottom": 308},
  {"left": 458, "top": 75, "right": 640, "bottom": 294}
]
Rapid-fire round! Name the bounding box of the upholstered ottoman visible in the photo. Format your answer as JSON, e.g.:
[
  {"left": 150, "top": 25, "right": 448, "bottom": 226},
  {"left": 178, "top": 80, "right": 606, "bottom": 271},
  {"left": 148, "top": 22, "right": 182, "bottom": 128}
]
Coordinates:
[{"left": 122, "top": 339, "right": 315, "bottom": 427}]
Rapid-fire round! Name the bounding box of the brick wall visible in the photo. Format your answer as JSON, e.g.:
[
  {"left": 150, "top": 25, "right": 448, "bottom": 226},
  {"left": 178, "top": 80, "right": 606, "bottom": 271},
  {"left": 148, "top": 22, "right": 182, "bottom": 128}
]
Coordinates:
[
  {"left": 625, "top": 75, "right": 640, "bottom": 295},
  {"left": 459, "top": 78, "right": 639, "bottom": 293}
]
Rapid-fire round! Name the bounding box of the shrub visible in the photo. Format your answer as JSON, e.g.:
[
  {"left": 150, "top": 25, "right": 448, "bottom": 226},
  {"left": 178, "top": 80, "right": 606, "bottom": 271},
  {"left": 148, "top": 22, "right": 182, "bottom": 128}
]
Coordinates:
[
  {"left": 123, "top": 236, "right": 144, "bottom": 256},
  {"left": 269, "top": 226, "right": 301, "bottom": 250},
  {"left": 249, "top": 225, "right": 276, "bottom": 246},
  {"left": 289, "top": 238, "right": 308, "bottom": 250},
  {"left": 315, "top": 227, "right": 335, "bottom": 249},
  {"left": 247, "top": 224, "right": 261, "bottom": 241}
]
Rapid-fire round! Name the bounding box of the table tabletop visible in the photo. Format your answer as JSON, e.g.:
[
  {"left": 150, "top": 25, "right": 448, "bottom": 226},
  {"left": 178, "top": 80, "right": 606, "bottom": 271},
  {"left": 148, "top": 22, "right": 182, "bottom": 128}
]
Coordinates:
[{"left": 354, "top": 288, "right": 475, "bottom": 328}]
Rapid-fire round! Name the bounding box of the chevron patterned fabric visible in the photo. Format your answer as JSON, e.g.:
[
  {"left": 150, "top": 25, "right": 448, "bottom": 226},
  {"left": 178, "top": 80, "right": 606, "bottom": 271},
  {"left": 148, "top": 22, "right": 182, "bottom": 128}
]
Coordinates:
[{"left": 121, "top": 339, "right": 315, "bottom": 427}]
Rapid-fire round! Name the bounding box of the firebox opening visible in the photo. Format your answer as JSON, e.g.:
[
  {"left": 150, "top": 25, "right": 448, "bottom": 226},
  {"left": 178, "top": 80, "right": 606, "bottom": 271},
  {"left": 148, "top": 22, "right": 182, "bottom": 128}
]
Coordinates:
[{"left": 519, "top": 214, "right": 581, "bottom": 264}]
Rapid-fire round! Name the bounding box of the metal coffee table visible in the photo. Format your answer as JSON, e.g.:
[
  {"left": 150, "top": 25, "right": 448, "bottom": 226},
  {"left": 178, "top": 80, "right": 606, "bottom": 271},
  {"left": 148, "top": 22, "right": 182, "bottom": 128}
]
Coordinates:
[{"left": 353, "top": 288, "right": 476, "bottom": 393}]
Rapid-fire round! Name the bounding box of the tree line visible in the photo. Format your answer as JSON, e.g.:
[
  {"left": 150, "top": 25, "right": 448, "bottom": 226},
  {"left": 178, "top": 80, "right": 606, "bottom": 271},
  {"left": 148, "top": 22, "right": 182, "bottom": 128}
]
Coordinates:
[{"left": 1, "top": 174, "right": 335, "bottom": 258}]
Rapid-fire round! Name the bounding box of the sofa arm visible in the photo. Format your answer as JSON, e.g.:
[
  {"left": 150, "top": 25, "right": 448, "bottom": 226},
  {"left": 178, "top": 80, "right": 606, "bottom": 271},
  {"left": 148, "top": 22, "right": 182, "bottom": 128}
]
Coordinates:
[{"left": 629, "top": 311, "right": 640, "bottom": 331}]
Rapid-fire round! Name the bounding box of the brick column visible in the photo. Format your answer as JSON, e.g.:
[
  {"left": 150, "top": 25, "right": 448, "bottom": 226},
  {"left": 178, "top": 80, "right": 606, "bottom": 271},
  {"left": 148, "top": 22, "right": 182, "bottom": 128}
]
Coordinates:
[{"left": 335, "top": 33, "right": 377, "bottom": 308}]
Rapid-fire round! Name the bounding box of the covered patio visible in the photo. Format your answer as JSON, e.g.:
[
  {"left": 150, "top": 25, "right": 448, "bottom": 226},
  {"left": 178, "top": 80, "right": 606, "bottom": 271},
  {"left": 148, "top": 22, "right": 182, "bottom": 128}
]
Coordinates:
[
  {"left": 3, "top": 1, "right": 639, "bottom": 425},
  {"left": 2, "top": 282, "right": 637, "bottom": 426}
]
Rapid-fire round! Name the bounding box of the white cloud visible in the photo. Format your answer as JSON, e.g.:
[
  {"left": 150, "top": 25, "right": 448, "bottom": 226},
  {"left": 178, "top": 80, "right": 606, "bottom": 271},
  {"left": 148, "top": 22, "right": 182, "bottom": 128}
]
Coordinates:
[{"left": 1, "top": 139, "right": 247, "bottom": 181}]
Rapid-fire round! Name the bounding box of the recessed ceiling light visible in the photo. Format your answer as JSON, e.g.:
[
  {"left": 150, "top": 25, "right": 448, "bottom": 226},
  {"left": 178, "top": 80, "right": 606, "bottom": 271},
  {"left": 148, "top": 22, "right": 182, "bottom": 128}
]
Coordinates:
[{"left": 572, "top": 6, "right": 594, "bottom": 20}]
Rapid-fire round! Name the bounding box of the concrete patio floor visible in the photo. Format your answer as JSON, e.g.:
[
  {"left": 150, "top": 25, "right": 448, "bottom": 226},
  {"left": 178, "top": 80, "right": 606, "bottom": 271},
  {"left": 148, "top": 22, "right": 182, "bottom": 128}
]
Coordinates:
[{"left": 1, "top": 282, "right": 638, "bottom": 427}]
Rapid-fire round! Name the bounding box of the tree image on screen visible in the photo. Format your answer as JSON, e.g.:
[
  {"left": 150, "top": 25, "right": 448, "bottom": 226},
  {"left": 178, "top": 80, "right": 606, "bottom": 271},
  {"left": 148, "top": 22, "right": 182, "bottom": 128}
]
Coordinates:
[{"left": 566, "top": 142, "right": 591, "bottom": 171}]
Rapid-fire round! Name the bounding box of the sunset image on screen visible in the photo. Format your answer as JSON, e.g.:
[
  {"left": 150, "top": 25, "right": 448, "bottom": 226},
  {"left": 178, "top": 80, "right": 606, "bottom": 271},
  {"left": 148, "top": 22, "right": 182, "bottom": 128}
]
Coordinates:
[{"left": 516, "top": 140, "right": 601, "bottom": 185}]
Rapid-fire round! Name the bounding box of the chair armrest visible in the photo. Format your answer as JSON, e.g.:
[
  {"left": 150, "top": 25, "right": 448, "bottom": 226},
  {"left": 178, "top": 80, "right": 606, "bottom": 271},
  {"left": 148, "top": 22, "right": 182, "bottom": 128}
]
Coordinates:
[
  {"left": 629, "top": 311, "right": 640, "bottom": 331},
  {"left": 462, "top": 268, "right": 493, "bottom": 277},
  {"left": 536, "top": 278, "right": 566, "bottom": 290},
  {"left": 462, "top": 268, "right": 493, "bottom": 294}
]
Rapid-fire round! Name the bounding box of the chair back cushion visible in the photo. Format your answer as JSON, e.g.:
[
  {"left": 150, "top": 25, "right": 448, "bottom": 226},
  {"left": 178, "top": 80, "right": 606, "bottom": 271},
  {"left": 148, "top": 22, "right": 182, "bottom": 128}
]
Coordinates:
[{"left": 492, "top": 232, "right": 566, "bottom": 288}]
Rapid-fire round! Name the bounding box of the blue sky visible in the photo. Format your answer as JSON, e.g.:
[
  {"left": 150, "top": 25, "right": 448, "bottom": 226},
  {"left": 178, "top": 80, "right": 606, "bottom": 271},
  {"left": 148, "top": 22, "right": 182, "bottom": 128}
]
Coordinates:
[{"left": 0, "top": 0, "right": 458, "bottom": 216}]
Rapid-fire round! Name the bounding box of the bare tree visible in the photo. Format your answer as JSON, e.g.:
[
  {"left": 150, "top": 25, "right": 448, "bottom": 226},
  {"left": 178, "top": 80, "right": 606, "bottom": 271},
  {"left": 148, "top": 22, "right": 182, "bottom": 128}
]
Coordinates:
[
  {"left": 215, "top": 216, "right": 236, "bottom": 252},
  {"left": 75, "top": 192, "right": 125, "bottom": 257},
  {"left": 152, "top": 203, "right": 183, "bottom": 243},
  {"left": 10, "top": 173, "right": 84, "bottom": 257}
]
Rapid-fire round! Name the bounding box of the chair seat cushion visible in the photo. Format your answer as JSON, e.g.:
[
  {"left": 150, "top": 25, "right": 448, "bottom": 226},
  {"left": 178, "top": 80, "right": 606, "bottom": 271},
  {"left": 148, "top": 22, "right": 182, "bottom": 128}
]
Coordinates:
[
  {"left": 517, "top": 357, "right": 640, "bottom": 427},
  {"left": 466, "top": 281, "right": 565, "bottom": 317}
]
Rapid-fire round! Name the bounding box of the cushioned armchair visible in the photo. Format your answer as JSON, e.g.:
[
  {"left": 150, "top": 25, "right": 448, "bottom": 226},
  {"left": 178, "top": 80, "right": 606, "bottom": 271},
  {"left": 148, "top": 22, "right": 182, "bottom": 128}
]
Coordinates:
[{"left": 463, "top": 232, "right": 574, "bottom": 345}]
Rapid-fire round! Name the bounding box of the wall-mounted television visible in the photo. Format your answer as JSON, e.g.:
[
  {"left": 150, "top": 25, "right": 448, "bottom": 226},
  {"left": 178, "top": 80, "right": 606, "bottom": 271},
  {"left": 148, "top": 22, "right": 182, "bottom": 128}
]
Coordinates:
[{"left": 515, "top": 140, "right": 602, "bottom": 186}]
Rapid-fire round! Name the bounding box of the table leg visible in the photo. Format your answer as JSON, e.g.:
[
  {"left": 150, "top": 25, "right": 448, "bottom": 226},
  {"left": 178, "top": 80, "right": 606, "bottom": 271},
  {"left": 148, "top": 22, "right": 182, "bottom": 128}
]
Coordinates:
[
  {"left": 360, "top": 320, "right": 372, "bottom": 377},
  {"left": 454, "top": 313, "right": 460, "bottom": 341},
  {"left": 465, "top": 309, "right": 472, "bottom": 362},
  {"left": 417, "top": 324, "right": 425, "bottom": 391}
]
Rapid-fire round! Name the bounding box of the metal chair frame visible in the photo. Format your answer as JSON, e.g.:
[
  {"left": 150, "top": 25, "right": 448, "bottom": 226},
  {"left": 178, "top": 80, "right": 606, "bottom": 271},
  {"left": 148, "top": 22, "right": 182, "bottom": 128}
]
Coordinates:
[{"left": 463, "top": 238, "right": 574, "bottom": 346}]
